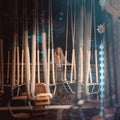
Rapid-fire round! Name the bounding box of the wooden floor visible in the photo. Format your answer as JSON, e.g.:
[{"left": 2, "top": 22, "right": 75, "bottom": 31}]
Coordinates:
[
  {"left": 0, "top": 100, "right": 116, "bottom": 120},
  {"left": 0, "top": 99, "right": 100, "bottom": 110},
  {"left": 0, "top": 107, "right": 100, "bottom": 120}
]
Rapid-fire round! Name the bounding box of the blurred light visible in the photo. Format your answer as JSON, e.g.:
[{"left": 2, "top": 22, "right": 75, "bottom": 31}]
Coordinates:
[
  {"left": 99, "top": 43, "right": 104, "bottom": 117},
  {"left": 59, "top": 17, "right": 63, "bottom": 21},
  {"left": 60, "top": 12, "right": 63, "bottom": 16},
  {"left": 41, "top": 51, "right": 43, "bottom": 54}
]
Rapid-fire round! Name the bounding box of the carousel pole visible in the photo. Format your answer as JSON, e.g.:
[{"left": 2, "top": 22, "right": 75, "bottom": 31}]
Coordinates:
[
  {"left": 82, "top": 0, "right": 93, "bottom": 100},
  {"left": 7, "top": 1, "right": 11, "bottom": 84},
  {"left": 0, "top": 40, "right": 4, "bottom": 92},
  {"left": 64, "top": 0, "right": 69, "bottom": 81},
  {"left": 70, "top": 0, "right": 74, "bottom": 83},
  {"left": 86, "top": 1, "right": 92, "bottom": 99},
  {"left": 0, "top": 2, "right": 2, "bottom": 87},
  {"left": 0, "top": 2, "right": 1, "bottom": 88},
  {"left": 88, "top": 5, "right": 93, "bottom": 84},
  {"left": 83, "top": 2, "right": 87, "bottom": 100},
  {"left": 76, "top": 0, "right": 84, "bottom": 99},
  {"left": 31, "top": 0, "right": 37, "bottom": 97},
  {"left": 21, "top": 0, "right": 25, "bottom": 84},
  {"left": 11, "top": 33, "right": 16, "bottom": 89},
  {"left": 86, "top": 10, "right": 92, "bottom": 86},
  {"left": 16, "top": 14, "right": 20, "bottom": 85},
  {"left": 47, "top": 0, "right": 51, "bottom": 85},
  {"left": 70, "top": 0, "right": 76, "bottom": 83},
  {"left": 11, "top": 0, "right": 17, "bottom": 93},
  {"left": 15, "top": 0, "right": 20, "bottom": 85},
  {"left": 0, "top": 40, "right": 2, "bottom": 87},
  {"left": 21, "top": 40, "right": 24, "bottom": 84},
  {"left": 0, "top": 40, "right": 1, "bottom": 89},
  {"left": 42, "top": 24, "right": 49, "bottom": 93},
  {"left": 83, "top": 0, "right": 89, "bottom": 100},
  {"left": 0, "top": 2, "right": 4, "bottom": 92},
  {"left": 93, "top": 0, "right": 99, "bottom": 83},
  {"left": 36, "top": 0, "right": 40, "bottom": 84},
  {"left": 7, "top": 50, "right": 10, "bottom": 84},
  {"left": 51, "top": 0, "right": 56, "bottom": 85},
  {"left": 24, "top": 0, "right": 31, "bottom": 98},
  {"left": 77, "top": 0, "right": 84, "bottom": 83},
  {"left": 0, "top": 55, "right": 2, "bottom": 91},
  {"left": 40, "top": 0, "right": 49, "bottom": 94},
  {"left": 86, "top": 13, "right": 92, "bottom": 96},
  {"left": 73, "top": 0, "right": 77, "bottom": 82}
]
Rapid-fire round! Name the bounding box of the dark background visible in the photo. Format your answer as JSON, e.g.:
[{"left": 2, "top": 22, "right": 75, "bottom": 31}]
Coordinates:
[{"left": 0, "top": 0, "right": 104, "bottom": 63}]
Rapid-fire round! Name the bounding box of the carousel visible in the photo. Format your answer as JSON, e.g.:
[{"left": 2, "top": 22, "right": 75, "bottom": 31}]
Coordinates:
[{"left": 0, "top": 0, "right": 120, "bottom": 119}]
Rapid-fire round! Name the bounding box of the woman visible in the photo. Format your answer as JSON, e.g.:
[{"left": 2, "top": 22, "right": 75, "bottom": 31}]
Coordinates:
[{"left": 54, "top": 47, "right": 65, "bottom": 82}]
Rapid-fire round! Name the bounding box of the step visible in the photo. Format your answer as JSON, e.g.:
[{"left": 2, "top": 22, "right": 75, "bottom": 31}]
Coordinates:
[
  {"left": 13, "top": 112, "right": 30, "bottom": 118},
  {"left": 32, "top": 96, "right": 50, "bottom": 101},
  {"left": 32, "top": 111, "right": 48, "bottom": 116},
  {"left": 12, "top": 96, "right": 28, "bottom": 100},
  {"left": 34, "top": 101, "right": 50, "bottom": 106}
]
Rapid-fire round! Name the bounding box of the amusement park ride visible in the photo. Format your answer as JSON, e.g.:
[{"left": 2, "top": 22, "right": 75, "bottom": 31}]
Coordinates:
[{"left": 0, "top": 0, "right": 120, "bottom": 119}]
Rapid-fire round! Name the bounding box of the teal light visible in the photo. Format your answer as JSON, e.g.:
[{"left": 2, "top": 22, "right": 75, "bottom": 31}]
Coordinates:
[
  {"left": 99, "top": 42, "right": 104, "bottom": 117},
  {"left": 99, "top": 0, "right": 106, "bottom": 8},
  {"left": 28, "top": 35, "right": 42, "bottom": 43}
]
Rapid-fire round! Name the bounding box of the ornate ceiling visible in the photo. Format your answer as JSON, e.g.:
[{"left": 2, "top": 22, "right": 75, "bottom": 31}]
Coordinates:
[{"left": 99, "top": 0, "right": 120, "bottom": 22}]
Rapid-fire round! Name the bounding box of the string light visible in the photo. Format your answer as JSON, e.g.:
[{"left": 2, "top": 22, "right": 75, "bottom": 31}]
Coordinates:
[{"left": 99, "top": 33, "right": 104, "bottom": 118}]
